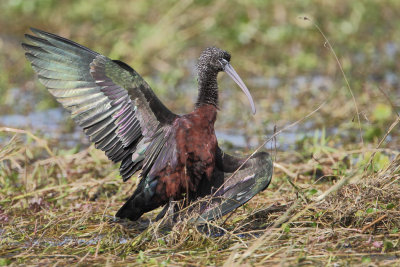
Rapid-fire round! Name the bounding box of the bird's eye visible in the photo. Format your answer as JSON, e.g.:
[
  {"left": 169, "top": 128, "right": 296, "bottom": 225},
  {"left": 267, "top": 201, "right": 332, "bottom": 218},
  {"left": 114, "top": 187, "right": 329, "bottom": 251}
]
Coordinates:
[{"left": 218, "top": 58, "right": 229, "bottom": 68}]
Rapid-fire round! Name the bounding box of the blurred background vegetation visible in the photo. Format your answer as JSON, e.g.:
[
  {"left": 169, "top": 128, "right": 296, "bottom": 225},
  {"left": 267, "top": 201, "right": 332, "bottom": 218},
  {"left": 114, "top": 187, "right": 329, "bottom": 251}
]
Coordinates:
[{"left": 0, "top": 0, "right": 399, "bottom": 149}]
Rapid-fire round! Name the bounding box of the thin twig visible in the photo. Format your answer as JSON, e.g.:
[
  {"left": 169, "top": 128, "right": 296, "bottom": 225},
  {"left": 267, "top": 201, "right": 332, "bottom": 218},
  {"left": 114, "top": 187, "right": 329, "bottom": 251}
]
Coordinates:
[
  {"left": 302, "top": 17, "right": 364, "bottom": 145},
  {"left": 361, "top": 214, "right": 388, "bottom": 233}
]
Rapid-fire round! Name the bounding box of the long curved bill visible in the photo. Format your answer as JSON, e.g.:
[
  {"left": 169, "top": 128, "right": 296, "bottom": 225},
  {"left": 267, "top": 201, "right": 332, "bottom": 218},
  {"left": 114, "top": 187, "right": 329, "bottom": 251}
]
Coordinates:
[{"left": 224, "top": 63, "right": 256, "bottom": 114}]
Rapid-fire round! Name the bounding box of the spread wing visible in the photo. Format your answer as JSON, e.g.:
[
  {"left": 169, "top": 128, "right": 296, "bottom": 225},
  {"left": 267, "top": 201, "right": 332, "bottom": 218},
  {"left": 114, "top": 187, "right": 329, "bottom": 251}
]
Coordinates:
[
  {"left": 22, "top": 28, "right": 178, "bottom": 181},
  {"left": 193, "top": 147, "right": 273, "bottom": 222}
]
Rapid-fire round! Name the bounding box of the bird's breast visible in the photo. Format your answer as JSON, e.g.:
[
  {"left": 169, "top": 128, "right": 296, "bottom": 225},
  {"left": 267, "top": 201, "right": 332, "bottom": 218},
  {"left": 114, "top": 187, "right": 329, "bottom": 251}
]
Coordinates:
[
  {"left": 155, "top": 105, "right": 218, "bottom": 200},
  {"left": 176, "top": 104, "right": 218, "bottom": 177}
]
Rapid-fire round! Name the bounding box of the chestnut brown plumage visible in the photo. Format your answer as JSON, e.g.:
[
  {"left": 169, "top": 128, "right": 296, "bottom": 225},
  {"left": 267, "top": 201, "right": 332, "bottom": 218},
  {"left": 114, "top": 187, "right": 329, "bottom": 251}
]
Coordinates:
[{"left": 22, "top": 28, "right": 273, "bottom": 222}]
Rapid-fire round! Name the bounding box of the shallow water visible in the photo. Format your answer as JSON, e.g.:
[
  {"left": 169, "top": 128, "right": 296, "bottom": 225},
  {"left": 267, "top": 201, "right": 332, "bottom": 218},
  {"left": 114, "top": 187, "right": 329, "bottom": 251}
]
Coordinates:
[
  {"left": 0, "top": 106, "right": 321, "bottom": 152},
  {"left": 1, "top": 68, "right": 398, "bottom": 151}
]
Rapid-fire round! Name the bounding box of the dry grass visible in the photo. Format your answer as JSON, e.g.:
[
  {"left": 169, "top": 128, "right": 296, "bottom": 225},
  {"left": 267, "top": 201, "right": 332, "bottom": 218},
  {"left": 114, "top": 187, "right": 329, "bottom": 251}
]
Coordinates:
[{"left": 0, "top": 125, "right": 399, "bottom": 266}]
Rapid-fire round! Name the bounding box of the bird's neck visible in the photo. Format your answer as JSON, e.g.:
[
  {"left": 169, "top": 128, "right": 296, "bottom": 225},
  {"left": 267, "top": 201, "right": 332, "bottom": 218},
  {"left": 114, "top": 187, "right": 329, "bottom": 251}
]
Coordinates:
[
  {"left": 195, "top": 70, "right": 218, "bottom": 109},
  {"left": 192, "top": 104, "right": 217, "bottom": 125}
]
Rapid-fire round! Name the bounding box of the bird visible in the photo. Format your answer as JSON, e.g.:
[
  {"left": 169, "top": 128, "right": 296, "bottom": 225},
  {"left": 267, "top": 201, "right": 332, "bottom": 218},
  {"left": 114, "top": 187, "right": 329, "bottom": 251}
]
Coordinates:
[{"left": 22, "top": 28, "right": 273, "bottom": 222}]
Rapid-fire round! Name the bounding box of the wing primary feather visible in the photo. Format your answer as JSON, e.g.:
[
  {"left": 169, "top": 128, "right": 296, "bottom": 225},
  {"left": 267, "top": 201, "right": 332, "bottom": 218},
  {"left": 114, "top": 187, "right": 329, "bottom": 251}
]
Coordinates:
[
  {"left": 96, "top": 134, "right": 118, "bottom": 151},
  {"left": 32, "top": 64, "right": 88, "bottom": 81},
  {"left": 91, "top": 123, "right": 118, "bottom": 143},
  {"left": 57, "top": 92, "right": 106, "bottom": 108},
  {"left": 25, "top": 53, "right": 81, "bottom": 74},
  {"left": 38, "top": 77, "right": 95, "bottom": 90},
  {"left": 24, "top": 34, "right": 93, "bottom": 62},
  {"left": 119, "top": 124, "right": 142, "bottom": 148},
  {"left": 84, "top": 115, "right": 115, "bottom": 136},
  {"left": 80, "top": 104, "right": 122, "bottom": 128},
  {"left": 24, "top": 28, "right": 179, "bottom": 183},
  {"left": 110, "top": 146, "right": 131, "bottom": 162},
  {"left": 30, "top": 28, "right": 99, "bottom": 56},
  {"left": 70, "top": 98, "right": 110, "bottom": 120},
  {"left": 22, "top": 43, "right": 48, "bottom": 55},
  {"left": 24, "top": 42, "right": 91, "bottom": 67},
  {"left": 102, "top": 136, "right": 120, "bottom": 152}
]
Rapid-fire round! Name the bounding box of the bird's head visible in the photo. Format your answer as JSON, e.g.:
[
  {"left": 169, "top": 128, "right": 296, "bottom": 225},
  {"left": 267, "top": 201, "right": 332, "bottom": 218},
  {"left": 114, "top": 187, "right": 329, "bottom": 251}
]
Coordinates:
[
  {"left": 198, "top": 47, "right": 231, "bottom": 72},
  {"left": 197, "top": 47, "right": 256, "bottom": 114}
]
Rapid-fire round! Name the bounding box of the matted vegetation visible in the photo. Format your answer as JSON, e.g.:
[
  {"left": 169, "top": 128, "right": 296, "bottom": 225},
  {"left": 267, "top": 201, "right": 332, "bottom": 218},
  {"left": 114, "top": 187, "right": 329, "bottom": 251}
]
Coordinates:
[{"left": 0, "top": 116, "right": 399, "bottom": 266}]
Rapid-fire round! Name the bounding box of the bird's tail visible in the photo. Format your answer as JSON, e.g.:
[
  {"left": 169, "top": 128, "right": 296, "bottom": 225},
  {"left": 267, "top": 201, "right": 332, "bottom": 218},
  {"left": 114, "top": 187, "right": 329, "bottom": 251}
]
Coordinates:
[
  {"left": 115, "top": 192, "right": 163, "bottom": 221},
  {"left": 115, "top": 197, "right": 144, "bottom": 221}
]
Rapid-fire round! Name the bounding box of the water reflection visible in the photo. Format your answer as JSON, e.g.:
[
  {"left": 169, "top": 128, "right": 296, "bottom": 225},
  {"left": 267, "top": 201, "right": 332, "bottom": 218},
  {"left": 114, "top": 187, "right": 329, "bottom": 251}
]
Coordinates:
[{"left": 0, "top": 106, "right": 332, "bottom": 151}]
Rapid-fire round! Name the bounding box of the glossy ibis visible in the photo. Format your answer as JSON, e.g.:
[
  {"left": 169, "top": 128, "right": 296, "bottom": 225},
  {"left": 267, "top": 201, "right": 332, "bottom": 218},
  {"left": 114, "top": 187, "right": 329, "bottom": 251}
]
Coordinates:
[{"left": 22, "top": 28, "right": 273, "bottom": 222}]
